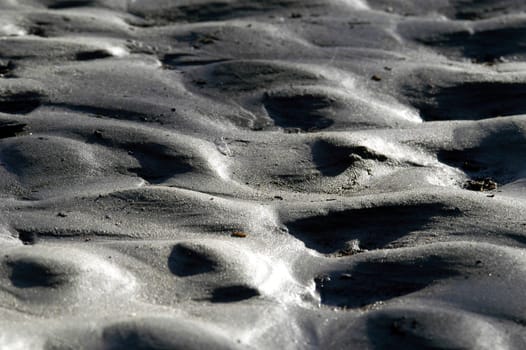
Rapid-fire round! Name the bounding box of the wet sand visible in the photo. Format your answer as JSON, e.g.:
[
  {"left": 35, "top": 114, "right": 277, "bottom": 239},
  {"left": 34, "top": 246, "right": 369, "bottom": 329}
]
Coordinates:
[{"left": 1, "top": 1, "right": 526, "bottom": 349}]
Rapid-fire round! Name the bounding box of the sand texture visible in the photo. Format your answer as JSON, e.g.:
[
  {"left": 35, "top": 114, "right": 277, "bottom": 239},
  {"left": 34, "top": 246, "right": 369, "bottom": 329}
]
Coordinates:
[{"left": 1, "top": 0, "right": 526, "bottom": 349}]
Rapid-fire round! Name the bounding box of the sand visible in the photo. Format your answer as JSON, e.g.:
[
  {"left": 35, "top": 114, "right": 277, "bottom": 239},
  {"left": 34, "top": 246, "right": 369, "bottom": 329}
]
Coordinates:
[{"left": 0, "top": 0, "right": 526, "bottom": 349}]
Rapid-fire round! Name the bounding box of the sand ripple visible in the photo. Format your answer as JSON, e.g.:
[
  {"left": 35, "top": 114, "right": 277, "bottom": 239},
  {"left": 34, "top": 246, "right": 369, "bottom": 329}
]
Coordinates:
[{"left": 1, "top": 0, "right": 525, "bottom": 348}]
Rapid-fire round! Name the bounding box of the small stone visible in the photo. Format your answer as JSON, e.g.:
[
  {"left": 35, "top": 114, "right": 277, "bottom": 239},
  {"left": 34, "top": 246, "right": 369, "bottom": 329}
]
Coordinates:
[
  {"left": 231, "top": 231, "right": 248, "bottom": 238},
  {"left": 371, "top": 75, "right": 382, "bottom": 81}
]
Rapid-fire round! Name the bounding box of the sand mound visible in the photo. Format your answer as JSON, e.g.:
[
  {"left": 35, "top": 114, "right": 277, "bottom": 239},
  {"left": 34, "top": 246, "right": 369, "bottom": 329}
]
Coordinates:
[{"left": 1, "top": 0, "right": 526, "bottom": 349}]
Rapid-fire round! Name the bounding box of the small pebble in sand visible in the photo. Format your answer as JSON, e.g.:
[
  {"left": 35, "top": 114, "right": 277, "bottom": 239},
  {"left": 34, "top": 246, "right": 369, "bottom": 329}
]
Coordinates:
[
  {"left": 231, "top": 231, "right": 248, "bottom": 238},
  {"left": 371, "top": 75, "right": 382, "bottom": 81}
]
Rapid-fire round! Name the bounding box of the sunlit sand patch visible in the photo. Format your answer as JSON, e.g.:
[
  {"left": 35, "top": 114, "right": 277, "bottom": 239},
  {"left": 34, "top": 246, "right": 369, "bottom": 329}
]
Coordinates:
[
  {"left": 358, "top": 135, "right": 432, "bottom": 165},
  {"left": 105, "top": 45, "right": 128, "bottom": 57},
  {"left": 336, "top": 0, "right": 370, "bottom": 10},
  {"left": 339, "top": 75, "right": 422, "bottom": 123},
  {"left": 56, "top": 36, "right": 130, "bottom": 57},
  {"left": 204, "top": 142, "right": 231, "bottom": 181},
  {"left": 424, "top": 171, "right": 459, "bottom": 187},
  {"left": 0, "top": 1, "right": 525, "bottom": 348},
  {"left": 0, "top": 24, "right": 26, "bottom": 37},
  {"left": 0, "top": 333, "right": 38, "bottom": 350}
]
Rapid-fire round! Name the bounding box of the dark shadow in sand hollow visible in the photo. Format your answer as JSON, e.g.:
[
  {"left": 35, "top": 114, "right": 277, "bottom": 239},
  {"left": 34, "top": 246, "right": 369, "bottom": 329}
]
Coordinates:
[
  {"left": 210, "top": 285, "right": 260, "bottom": 303},
  {"left": 46, "top": 0, "right": 96, "bottom": 9},
  {"left": 451, "top": 0, "right": 526, "bottom": 20},
  {"left": 162, "top": 53, "right": 229, "bottom": 68},
  {"left": 75, "top": 50, "right": 113, "bottom": 61},
  {"left": 8, "top": 258, "right": 68, "bottom": 288},
  {"left": 168, "top": 244, "right": 218, "bottom": 277},
  {"left": 418, "top": 25, "right": 526, "bottom": 62},
  {"left": 84, "top": 131, "right": 194, "bottom": 184},
  {"left": 317, "top": 252, "right": 482, "bottom": 309},
  {"left": 201, "top": 60, "right": 319, "bottom": 92},
  {"left": 0, "top": 119, "right": 26, "bottom": 139},
  {"left": 0, "top": 91, "right": 44, "bottom": 115},
  {"left": 316, "top": 256, "right": 456, "bottom": 308},
  {"left": 123, "top": 143, "right": 193, "bottom": 183},
  {"left": 263, "top": 93, "right": 335, "bottom": 132},
  {"left": 438, "top": 126, "right": 526, "bottom": 184},
  {"left": 404, "top": 81, "right": 526, "bottom": 121},
  {"left": 286, "top": 203, "right": 462, "bottom": 254}
]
